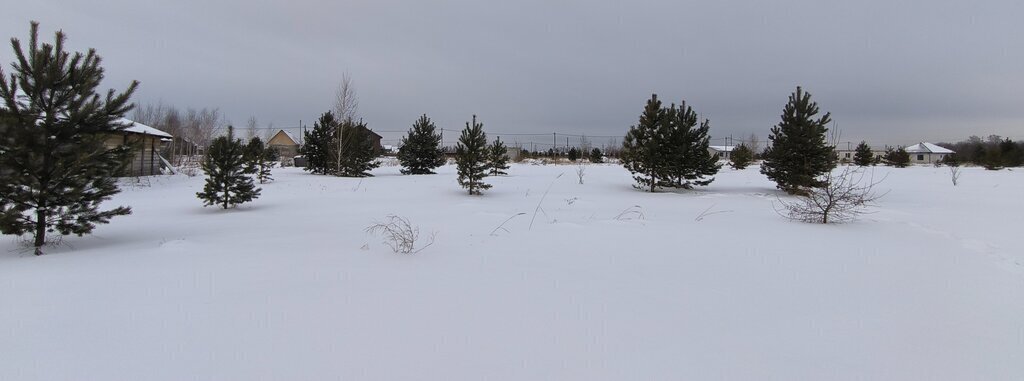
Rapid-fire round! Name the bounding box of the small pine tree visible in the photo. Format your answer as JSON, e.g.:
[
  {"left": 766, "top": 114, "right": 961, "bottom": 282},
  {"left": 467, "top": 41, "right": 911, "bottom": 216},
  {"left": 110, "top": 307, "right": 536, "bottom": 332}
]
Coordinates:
[
  {"left": 589, "top": 148, "right": 603, "bottom": 163},
  {"left": 197, "top": 127, "right": 261, "bottom": 209},
  {"left": 455, "top": 115, "right": 491, "bottom": 195},
  {"left": 244, "top": 137, "right": 274, "bottom": 184},
  {"left": 883, "top": 146, "right": 911, "bottom": 168},
  {"left": 397, "top": 114, "right": 445, "bottom": 174},
  {"left": 488, "top": 137, "right": 510, "bottom": 176},
  {"left": 730, "top": 144, "right": 754, "bottom": 169},
  {"left": 760, "top": 86, "right": 836, "bottom": 194},
  {"left": 853, "top": 141, "right": 874, "bottom": 166},
  {"left": 621, "top": 94, "right": 668, "bottom": 192},
  {"left": 300, "top": 112, "right": 337, "bottom": 175},
  {"left": 0, "top": 22, "right": 136, "bottom": 255},
  {"left": 334, "top": 119, "right": 381, "bottom": 177},
  {"left": 567, "top": 147, "right": 580, "bottom": 161}
]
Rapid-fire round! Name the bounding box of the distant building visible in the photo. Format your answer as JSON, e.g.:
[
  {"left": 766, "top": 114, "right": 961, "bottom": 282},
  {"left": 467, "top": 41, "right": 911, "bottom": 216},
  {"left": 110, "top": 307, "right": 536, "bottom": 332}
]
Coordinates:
[
  {"left": 102, "top": 119, "right": 173, "bottom": 176},
  {"left": 904, "top": 142, "right": 954, "bottom": 164},
  {"left": 708, "top": 145, "right": 735, "bottom": 160},
  {"left": 268, "top": 130, "right": 300, "bottom": 164}
]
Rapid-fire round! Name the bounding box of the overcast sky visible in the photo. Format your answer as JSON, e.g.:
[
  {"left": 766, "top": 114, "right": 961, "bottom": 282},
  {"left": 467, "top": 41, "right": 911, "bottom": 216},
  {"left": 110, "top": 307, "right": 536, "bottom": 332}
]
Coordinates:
[{"left": 2, "top": 0, "right": 1022, "bottom": 148}]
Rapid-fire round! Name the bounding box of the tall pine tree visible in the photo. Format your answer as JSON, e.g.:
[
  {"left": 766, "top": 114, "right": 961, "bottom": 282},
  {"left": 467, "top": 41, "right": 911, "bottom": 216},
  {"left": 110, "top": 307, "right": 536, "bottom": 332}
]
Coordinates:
[
  {"left": 0, "top": 22, "right": 136, "bottom": 255},
  {"left": 488, "top": 137, "right": 510, "bottom": 176},
  {"left": 197, "top": 126, "right": 260, "bottom": 209},
  {"left": 621, "top": 94, "right": 668, "bottom": 192},
  {"left": 397, "top": 114, "right": 445, "bottom": 174},
  {"left": 300, "top": 111, "right": 337, "bottom": 175},
  {"left": 853, "top": 141, "right": 874, "bottom": 166},
  {"left": 455, "top": 115, "right": 491, "bottom": 195},
  {"left": 760, "top": 86, "right": 836, "bottom": 194}
]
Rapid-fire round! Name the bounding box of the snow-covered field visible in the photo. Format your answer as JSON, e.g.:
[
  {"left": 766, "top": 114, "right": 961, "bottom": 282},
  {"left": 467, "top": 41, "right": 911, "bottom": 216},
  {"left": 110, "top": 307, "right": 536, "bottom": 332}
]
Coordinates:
[{"left": 2, "top": 163, "right": 1022, "bottom": 380}]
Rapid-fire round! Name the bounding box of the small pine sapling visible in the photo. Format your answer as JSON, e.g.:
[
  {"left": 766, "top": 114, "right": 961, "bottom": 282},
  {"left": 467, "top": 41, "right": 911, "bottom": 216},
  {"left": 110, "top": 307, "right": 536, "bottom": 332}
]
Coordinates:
[
  {"left": 488, "top": 137, "right": 510, "bottom": 176},
  {"left": 197, "top": 127, "right": 261, "bottom": 209},
  {"left": 397, "top": 114, "right": 445, "bottom": 174},
  {"left": 589, "top": 148, "right": 603, "bottom": 163},
  {"left": 455, "top": 115, "right": 492, "bottom": 195},
  {"left": 729, "top": 144, "right": 754, "bottom": 169},
  {"left": 853, "top": 141, "right": 874, "bottom": 166}
]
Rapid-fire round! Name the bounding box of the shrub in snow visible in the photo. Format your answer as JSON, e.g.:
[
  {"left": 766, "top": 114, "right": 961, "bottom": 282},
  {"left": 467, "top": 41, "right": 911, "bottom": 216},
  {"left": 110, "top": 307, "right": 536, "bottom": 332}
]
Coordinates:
[
  {"left": 761, "top": 86, "right": 837, "bottom": 195},
  {"left": 949, "top": 166, "right": 961, "bottom": 186},
  {"left": 365, "top": 215, "right": 435, "bottom": 254},
  {"left": 455, "top": 115, "right": 491, "bottom": 195},
  {"left": 589, "top": 148, "right": 603, "bottom": 163},
  {"left": 0, "top": 22, "right": 135, "bottom": 255},
  {"left": 397, "top": 114, "right": 445, "bottom": 175},
  {"left": 775, "top": 167, "right": 884, "bottom": 224},
  {"left": 197, "top": 127, "right": 261, "bottom": 209}
]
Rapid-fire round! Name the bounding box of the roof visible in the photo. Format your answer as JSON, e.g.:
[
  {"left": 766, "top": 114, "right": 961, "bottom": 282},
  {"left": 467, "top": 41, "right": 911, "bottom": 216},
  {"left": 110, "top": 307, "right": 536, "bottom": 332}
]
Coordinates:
[
  {"left": 270, "top": 129, "right": 299, "bottom": 145},
  {"left": 904, "top": 142, "right": 954, "bottom": 154},
  {"left": 709, "top": 145, "right": 735, "bottom": 152},
  {"left": 119, "top": 118, "right": 173, "bottom": 138}
]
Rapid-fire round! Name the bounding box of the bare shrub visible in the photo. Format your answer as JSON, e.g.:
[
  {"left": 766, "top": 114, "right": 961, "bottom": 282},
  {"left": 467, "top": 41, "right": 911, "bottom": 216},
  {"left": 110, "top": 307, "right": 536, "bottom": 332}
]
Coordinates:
[
  {"left": 949, "top": 166, "right": 961, "bottom": 186},
  {"left": 365, "top": 215, "right": 436, "bottom": 254},
  {"left": 576, "top": 163, "right": 586, "bottom": 184},
  {"left": 775, "top": 167, "right": 886, "bottom": 224}
]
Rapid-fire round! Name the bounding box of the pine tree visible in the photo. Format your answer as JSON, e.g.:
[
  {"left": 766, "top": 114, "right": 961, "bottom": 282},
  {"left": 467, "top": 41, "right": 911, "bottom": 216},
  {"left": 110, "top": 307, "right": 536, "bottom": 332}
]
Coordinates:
[
  {"left": 244, "top": 137, "right": 273, "bottom": 184},
  {"left": 883, "top": 146, "right": 911, "bottom": 168},
  {"left": 663, "top": 101, "right": 721, "bottom": 188},
  {"left": 567, "top": 147, "right": 580, "bottom": 161},
  {"left": 621, "top": 94, "right": 668, "bottom": 192},
  {"left": 982, "top": 147, "right": 1003, "bottom": 170},
  {"left": 0, "top": 22, "right": 136, "bottom": 255},
  {"left": 197, "top": 126, "right": 261, "bottom": 209},
  {"left": 589, "top": 148, "right": 603, "bottom": 163},
  {"left": 760, "top": 86, "right": 837, "bottom": 194},
  {"left": 397, "top": 114, "right": 445, "bottom": 174},
  {"left": 853, "top": 141, "right": 874, "bottom": 166},
  {"left": 334, "top": 119, "right": 381, "bottom": 177},
  {"left": 488, "top": 137, "right": 509, "bottom": 176},
  {"left": 730, "top": 144, "right": 754, "bottom": 169},
  {"left": 455, "top": 115, "right": 491, "bottom": 195},
  {"left": 300, "top": 111, "right": 337, "bottom": 175}
]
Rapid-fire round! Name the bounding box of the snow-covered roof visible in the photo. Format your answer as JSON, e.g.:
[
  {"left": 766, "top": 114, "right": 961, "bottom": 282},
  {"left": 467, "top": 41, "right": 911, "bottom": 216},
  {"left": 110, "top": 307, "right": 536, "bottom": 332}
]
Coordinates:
[
  {"left": 709, "top": 145, "right": 735, "bottom": 152},
  {"left": 904, "top": 142, "right": 953, "bottom": 154},
  {"left": 119, "top": 118, "right": 173, "bottom": 138}
]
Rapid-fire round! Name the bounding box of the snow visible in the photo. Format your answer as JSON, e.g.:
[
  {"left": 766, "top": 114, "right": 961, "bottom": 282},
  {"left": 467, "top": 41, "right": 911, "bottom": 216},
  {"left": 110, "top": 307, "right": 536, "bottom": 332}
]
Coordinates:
[
  {"left": 119, "top": 118, "right": 172, "bottom": 138},
  {"left": 1, "top": 163, "right": 1022, "bottom": 380},
  {"left": 905, "top": 142, "right": 955, "bottom": 154},
  {"left": 709, "top": 145, "right": 735, "bottom": 152}
]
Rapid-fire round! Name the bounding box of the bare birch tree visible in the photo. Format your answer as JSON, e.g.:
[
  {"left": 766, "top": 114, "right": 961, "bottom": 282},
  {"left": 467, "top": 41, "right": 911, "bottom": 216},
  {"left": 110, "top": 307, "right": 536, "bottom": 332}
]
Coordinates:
[
  {"left": 245, "top": 116, "right": 259, "bottom": 140},
  {"left": 333, "top": 73, "right": 359, "bottom": 174}
]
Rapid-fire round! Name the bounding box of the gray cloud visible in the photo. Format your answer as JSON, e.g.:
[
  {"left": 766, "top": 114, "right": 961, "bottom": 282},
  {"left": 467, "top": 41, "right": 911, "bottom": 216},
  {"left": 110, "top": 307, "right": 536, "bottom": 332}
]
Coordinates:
[{"left": 2, "top": 0, "right": 1022, "bottom": 148}]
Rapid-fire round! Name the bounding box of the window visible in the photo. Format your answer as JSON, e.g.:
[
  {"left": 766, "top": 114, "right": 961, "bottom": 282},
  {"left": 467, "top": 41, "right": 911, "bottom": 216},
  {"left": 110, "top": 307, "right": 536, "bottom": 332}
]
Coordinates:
[
  {"left": 917, "top": 155, "right": 924, "bottom": 160},
  {"left": 845, "top": 153, "right": 851, "bottom": 158}
]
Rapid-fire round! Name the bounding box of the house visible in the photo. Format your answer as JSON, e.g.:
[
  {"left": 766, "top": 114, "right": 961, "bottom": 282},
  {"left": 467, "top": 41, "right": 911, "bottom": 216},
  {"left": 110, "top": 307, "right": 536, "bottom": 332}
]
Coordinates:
[
  {"left": 834, "top": 145, "right": 886, "bottom": 163},
  {"left": 904, "top": 142, "right": 954, "bottom": 164},
  {"left": 708, "top": 145, "right": 735, "bottom": 160},
  {"left": 103, "top": 118, "right": 173, "bottom": 176},
  {"left": 268, "top": 129, "right": 300, "bottom": 161}
]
